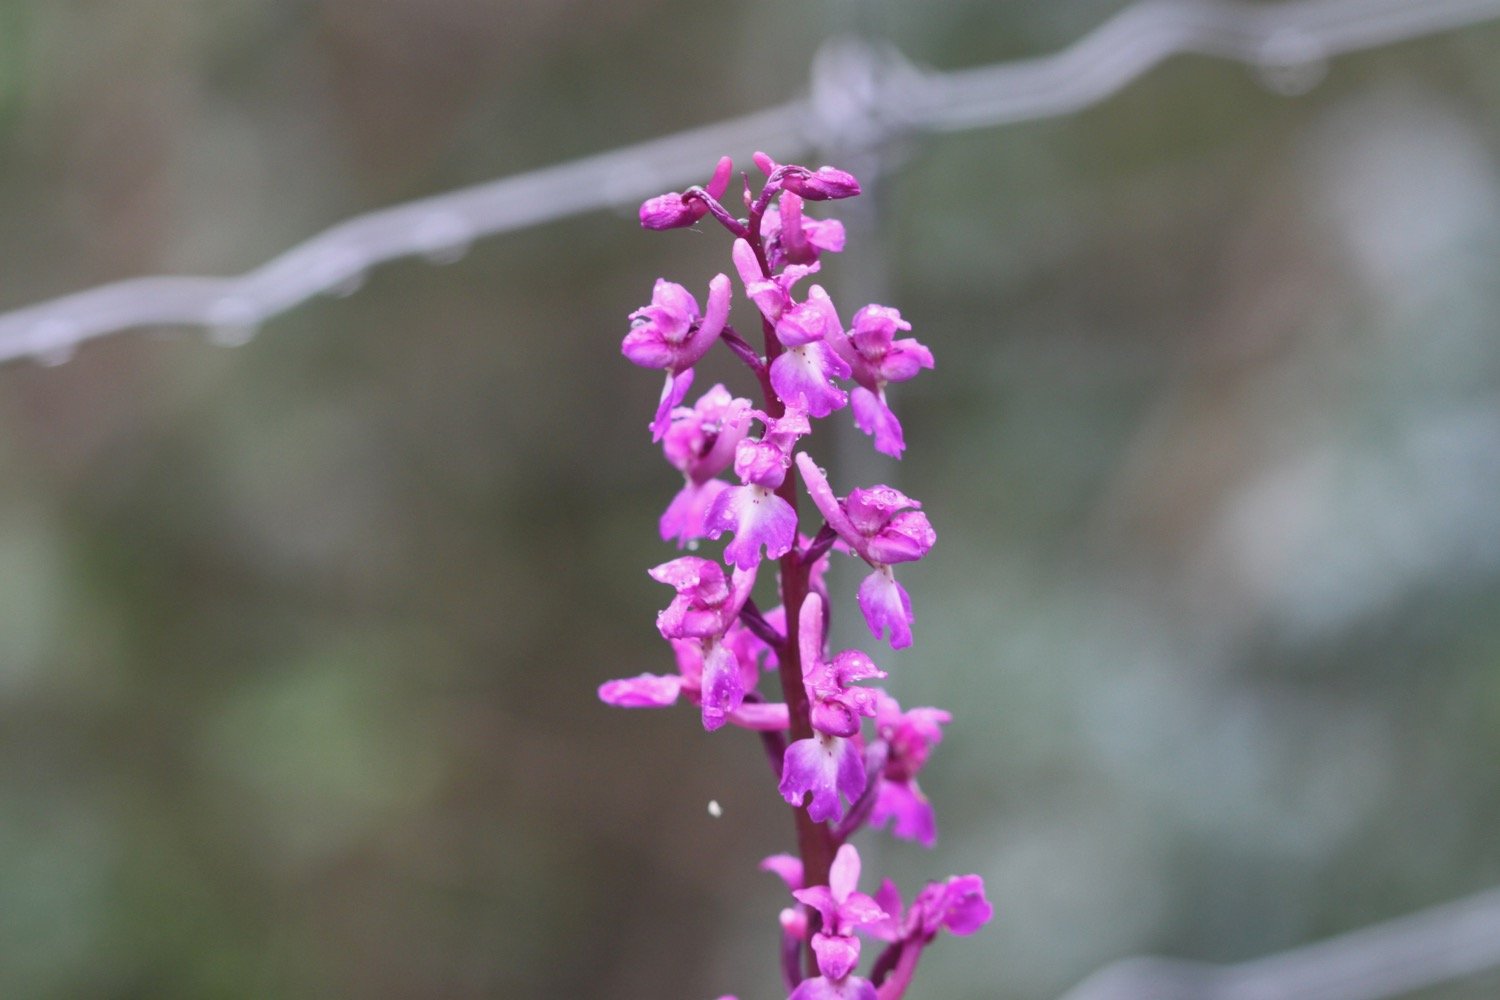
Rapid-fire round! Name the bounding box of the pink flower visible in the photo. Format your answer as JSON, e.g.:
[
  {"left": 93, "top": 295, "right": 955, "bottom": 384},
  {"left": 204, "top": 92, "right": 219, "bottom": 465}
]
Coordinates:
[
  {"left": 705, "top": 484, "right": 797, "bottom": 571},
  {"left": 798, "top": 593, "right": 885, "bottom": 738},
  {"left": 659, "top": 385, "right": 753, "bottom": 546},
  {"left": 597, "top": 632, "right": 789, "bottom": 733},
  {"left": 829, "top": 304, "right": 933, "bottom": 458},
  {"left": 752, "top": 151, "right": 862, "bottom": 201},
  {"left": 779, "top": 732, "right": 865, "bottom": 823},
  {"left": 639, "top": 155, "right": 734, "bottom": 229},
  {"left": 869, "top": 692, "right": 951, "bottom": 847},
  {"left": 732, "top": 406, "right": 808, "bottom": 490},
  {"left": 867, "top": 873, "right": 993, "bottom": 944},
  {"left": 650, "top": 556, "right": 755, "bottom": 640},
  {"left": 796, "top": 454, "right": 936, "bottom": 649},
  {"left": 621, "top": 275, "right": 732, "bottom": 440},
  {"left": 781, "top": 165, "right": 861, "bottom": 201},
  {"left": 732, "top": 237, "right": 819, "bottom": 326},
  {"left": 764, "top": 191, "right": 846, "bottom": 269},
  {"left": 788, "top": 844, "right": 886, "bottom": 998}
]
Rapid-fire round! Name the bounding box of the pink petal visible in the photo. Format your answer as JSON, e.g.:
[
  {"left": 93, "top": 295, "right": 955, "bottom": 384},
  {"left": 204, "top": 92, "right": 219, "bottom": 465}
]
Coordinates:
[
  {"left": 780, "top": 735, "right": 862, "bottom": 823},
  {"left": 698, "top": 641, "right": 744, "bottom": 731},
  {"left": 659, "top": 479, "right": 731, "bottom": 547},
  {"left": 871, "top": 779, "right": 937, "bottom": 847},
  {"left": 727, "top": 700, "right": 790, "bottom": 731},
  {"left": 681, "top": 272, "right": 732, "bottom": 366},
  {"left": 828, "top": 843, "right": 861, "bottom": 902},
  {"left": 770, "top": 345, "right": 848, "bottom": 418},
  {"left": 795, "top": 453, "right": 859, "bottom": 546},
  {"left": 760, "top": 853, "right": 804, "bottom": 890},
  {"left": 706, "top": 485, "right": 797, "bottom": 570},
  {"left": 857, "top": 567, "right": 914, "bottom": 649},
  {"left": 811, "top": 932, "right": 861, "bottom": 981},
  {"left": 851, "top": 386, "right": 906, "bottom": 459},
  {"left": 597, "top": 673, "right": 683, "bottom": 708},
  {"left": 651, "top": 369, "right": 695, "bottom": 441}
]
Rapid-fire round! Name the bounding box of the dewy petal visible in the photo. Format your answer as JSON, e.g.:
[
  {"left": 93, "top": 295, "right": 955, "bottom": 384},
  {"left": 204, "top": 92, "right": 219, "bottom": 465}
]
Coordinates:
[
  {"left": 621, "top": 326, "right": 677, "bottom": 369},
  {"left": 784, "top": 165, "right": 862, "bottom": 201},
  {"left": 639, "top": 192, "right": 701, "bottom": 230},
  {"left": 659, "top": 479, "right": 731, "bottom": 547},
  {"left": 770, "top": 344, "right": 848, "bottom": 418},
  {"left": 649, "top": 556, "right": 728, "bottom": 599},
  {"left": 698, "top": 641, "right": 743, "bottom": 731},
  {"left": 864, "top": 510, "right": 936, "bottom": 565},
  {"left": 843, "top": 485, "right": 921, "bottom": 536},
  {"left": 662, "top": 384, "right": 752, "bottom": 483},
  {"left": 733, "top": 438, "right": 789, "bottom": 490},
  {"left": 706, "top": 484, "right": 797, "bottom": 570},
  {"left": 776, "top": 284, "right": 841, "bottom": 347},
  {"left": 597, "top": 673, "right": 683, "bottom": 708},
  {"left": 851, "top": 385, "right": 906, "bottom": 459},
  {"left": 651, "top": 369, "right": 695, "bottom": 442},
  {"left": 795, "top": 453, "right": 860, "bottom": 548},
  {"left": 857, "top": 566, "right": 914, "bottom": 649},
  {"left": 727, "top": 700, "right": 790, "bottom": 731},
  {"left": 780, "top": 734, "right": 862, "bottom": 823},
  {"left": 732, "top": 238, "right": 783, "bottom": 322},
  {"left": 798, "top": 591, "right": 826, "bottom": 678},
  {"left": 680, "top": 272, "right": 732, "bottom": 367},
  {"left": 876, "top": 337, "right": 934, "bottom": 383},
  {"left": 639, "top": 159, "right": 731, "bottom": 229}
]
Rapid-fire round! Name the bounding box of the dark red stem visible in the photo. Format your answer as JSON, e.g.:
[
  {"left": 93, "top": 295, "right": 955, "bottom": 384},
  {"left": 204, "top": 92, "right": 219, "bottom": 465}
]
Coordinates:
[{"left": 746, "top": 197, "right": 837, "bottom": 981}]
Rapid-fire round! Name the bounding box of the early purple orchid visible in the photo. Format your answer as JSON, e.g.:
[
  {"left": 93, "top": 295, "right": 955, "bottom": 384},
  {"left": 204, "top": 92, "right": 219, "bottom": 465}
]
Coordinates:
[
  {"left": 606, "top": 154, "right": 989, "bottom": 999},
  {"left": 865, "top": 874, "right": 994, "bottom": 998},
  {"left": 869, "top": 692, "right": 950, "bottom": 847},
  {"left": 829, "top": 305, "right": 934, "bottom": 459},
  {"left": 621, "top": 274, "right": 732, "bottom": 440},
  {"left": 788, "top": 845, "right": 885, "bottom": 1000},
  {"left": 659, "top": 384, "right": 753, "bottom": 546},
  {"left": 796, "top": 454, "right": 935, "bottom": 649},
  {"left": 763, "top": 191, "right": 846, "bottom": 270},
  {"left": 639, "top": 155, "right": 735, "bottom": 230}
]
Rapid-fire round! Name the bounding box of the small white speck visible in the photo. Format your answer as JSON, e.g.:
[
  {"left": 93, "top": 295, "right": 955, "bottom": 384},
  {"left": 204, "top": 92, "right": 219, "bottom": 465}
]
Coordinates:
[{"left": 707, "top": 799, "right": 723, "bottom": 818}]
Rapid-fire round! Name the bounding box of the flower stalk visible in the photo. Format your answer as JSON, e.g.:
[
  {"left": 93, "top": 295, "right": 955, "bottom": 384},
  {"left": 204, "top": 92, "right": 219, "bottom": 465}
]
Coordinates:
[{"left": 603, "top": 153, "right": 991, "bottom": 999}]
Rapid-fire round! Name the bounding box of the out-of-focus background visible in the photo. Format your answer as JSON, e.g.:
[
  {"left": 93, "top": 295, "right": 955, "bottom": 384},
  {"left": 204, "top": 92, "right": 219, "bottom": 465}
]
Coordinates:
[{"left": 3, "top": 1, "right": 1500, "bottom": 997}]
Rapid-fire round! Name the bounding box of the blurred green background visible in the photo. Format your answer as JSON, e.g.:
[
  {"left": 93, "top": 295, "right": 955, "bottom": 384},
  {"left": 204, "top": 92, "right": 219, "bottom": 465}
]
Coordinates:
[{"left": 3, "top": 1, "right": 1500, "bottom": 997}]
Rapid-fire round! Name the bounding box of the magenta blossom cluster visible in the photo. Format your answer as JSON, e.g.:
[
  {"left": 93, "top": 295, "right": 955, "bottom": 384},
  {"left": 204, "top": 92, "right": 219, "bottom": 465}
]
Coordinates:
[{"left": 600, "top": 154, "right": 990, "bottom": 999}]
